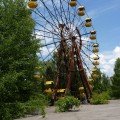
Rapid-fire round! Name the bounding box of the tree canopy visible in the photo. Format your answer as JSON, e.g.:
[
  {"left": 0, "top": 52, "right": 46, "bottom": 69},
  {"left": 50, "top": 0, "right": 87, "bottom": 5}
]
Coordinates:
[
  {"left": 111, "top": 58, "right": 120, "bottom": 98},
  {"left": 0, "top": 0, "right": 42, "bottom": 119}
]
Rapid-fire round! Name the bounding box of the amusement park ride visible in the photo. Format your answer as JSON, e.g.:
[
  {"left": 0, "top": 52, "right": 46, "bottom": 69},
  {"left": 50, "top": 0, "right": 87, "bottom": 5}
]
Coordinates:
[{"left": 28, "top": 0, "right": 100, "bottom": 102}]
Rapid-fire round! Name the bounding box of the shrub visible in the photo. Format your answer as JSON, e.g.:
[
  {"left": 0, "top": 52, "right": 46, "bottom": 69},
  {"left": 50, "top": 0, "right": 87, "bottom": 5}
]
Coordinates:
[
  {"left": 55, "top": 96, "right": 80, "bottom": 112},
  {"left": 24, "top": 94, "right": 47, "bottom": 118},
  {"left": 0, "top": 102, "right": 25, "bottom": 120},
  {"left": 90, "top": 92, "right": 110, "bottom": 105},
  {"left": 0, "top": 94, "right": 47, "bottom": 120}
]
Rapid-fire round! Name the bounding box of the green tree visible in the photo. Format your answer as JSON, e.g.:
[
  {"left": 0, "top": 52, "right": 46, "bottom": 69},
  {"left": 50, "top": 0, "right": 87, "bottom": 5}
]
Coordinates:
[
  {"left": 101, "top": 73, "right": 110, "bottom": 91},
  {"left": 92, "top": 69, "right": 102, "bottom": 93},
  {"left": 111, "top": 58, "right": 120, "bottom": 98},
  {"left": 92, "top": 69, "right": 110, "bottom": 93},
  {"left": 0, "top": 0, "right": 43, "bottom": 119}
]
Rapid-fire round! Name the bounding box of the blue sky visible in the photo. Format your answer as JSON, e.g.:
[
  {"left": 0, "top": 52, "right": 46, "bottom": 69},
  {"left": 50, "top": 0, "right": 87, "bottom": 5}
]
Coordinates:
[
  {"left": 82, "top": 0, "right": 120, "bottom": 52},
  {"left": 31, "top": 0, "right": 120, "bottom": 76},
  {"left": 80, "top": 0, "right": 120, "bottom": 76}
]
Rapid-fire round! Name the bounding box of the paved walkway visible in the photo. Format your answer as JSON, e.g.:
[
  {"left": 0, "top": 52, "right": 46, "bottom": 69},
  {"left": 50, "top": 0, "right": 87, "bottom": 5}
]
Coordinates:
[{"left": 17, "top": 100, "right": 120, "bottom": 120}]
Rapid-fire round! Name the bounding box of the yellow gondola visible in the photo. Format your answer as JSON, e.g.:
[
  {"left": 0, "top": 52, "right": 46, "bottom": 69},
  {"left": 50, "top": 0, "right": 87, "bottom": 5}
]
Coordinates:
[
  {"left": 45, "top": 81, "right": 54, "bottom": 85},
  {"left": 93, "top": 48, "right": 99, "bottom": 53},
  {"left": 93, "top": 56, "right": 99, "bottom": 60},
  {"left": 91, "top": 74, "right": 99, "bottom": 80},
  {"left": 93, "top": 43, "right": 99, "bottom": 47},
  {"left": 44, "top": 88, "right": 53, "bottom": 93},
  {"left": 28, "top": 0, "right": 38, "bottom": 9},
  {"left": 57, "top": 89, "right": 65, "bottom": 93},
  {"left": 79, "top": 87, "right": 84, "bottom": 90},
  {"left": 90, "top": 30, "right": 96, "bottom": 40},
  {"left": 35, "top": 66, "right": 41, "bottom": 70},
  {"left": 92, "top": 67, "right": 98, "bottom": 73},
  {"left": 34, "top": 74, "right": 40, "bottom": 79},
  {"left": 69, "top": 0, "right": 77, "bottom": 7},
  {"left": 93, "top": 60, "right": 99, "bottom": 66},
  {"left": 85, "top": 18, "right": 92, "bottom": 27},
  {"left": 78, "top": 6, "right": 85, "bottom": 16}
]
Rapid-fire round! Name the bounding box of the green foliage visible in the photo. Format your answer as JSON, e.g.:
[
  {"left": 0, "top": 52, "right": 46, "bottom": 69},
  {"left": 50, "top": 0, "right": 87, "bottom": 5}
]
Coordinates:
[
  {"left": 92, "top": 69, "right": 102, "bottom": 93},
  {"left": 24, "top": 94, "right": 47, "bottom": 118},
  {"left": 101, "top": 74, "right": 111, "bottom": 91},
  {"left": 93, "top": 72, "right": 111, "bottom": 94},
  {"left": 0, "top": 102, "right": 25, "bottom": 120},
  {"left": 111, "top": 58, "right": 120, "bottom": 99},
  {"left": 90, "top": 92, "right": 110, "bottom": 105},
  {"left": 0, "top": 0, "right": 45, "bottom": 119},
  {"left": 55, "top": 96, "right": 80, "bottom": 112},
  {"left": 0, "top": 94, "right": 47, "bottom": 120},
  {"left": 0, "top": 0, "right": 39, "bottom": 101}
]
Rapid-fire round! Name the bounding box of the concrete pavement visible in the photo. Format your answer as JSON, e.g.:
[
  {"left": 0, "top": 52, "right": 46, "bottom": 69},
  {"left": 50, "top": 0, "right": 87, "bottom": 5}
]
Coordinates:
[{"left": 16, "top": 100, "right": 120, "bottom": 120}]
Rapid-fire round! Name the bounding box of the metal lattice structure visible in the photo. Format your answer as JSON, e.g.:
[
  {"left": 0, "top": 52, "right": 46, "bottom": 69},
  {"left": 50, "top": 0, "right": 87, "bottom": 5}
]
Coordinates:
[{"left": 28, "top": 0, "right": 100, "bottom": 101}]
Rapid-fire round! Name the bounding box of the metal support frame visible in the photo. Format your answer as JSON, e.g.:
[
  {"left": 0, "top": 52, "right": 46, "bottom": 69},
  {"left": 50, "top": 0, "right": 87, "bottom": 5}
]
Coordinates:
[{"left": 53, "top": 25, "right": 92, "bottom": 101}]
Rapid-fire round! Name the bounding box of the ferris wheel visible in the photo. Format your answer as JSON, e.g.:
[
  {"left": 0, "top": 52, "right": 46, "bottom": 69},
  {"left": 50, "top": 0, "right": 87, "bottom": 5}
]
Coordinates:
[{"left": 28, "top": 0, "right": 100, "bottom": 101}]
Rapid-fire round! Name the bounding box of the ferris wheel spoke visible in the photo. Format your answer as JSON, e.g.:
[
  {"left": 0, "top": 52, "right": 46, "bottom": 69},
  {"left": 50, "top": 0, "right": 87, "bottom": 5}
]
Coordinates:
[
  {"left": 40, "top": 44, "right": 60, "bottom": 61},
  {"left": 35, "top": 28, "right": 60, "bottom": 38},
  {"left": 71, "top": 6, "right": 78, "bottom": 25},
  {"left": 34, "top": 9, "right": 60, "bottom": 34},
  {"left": 66, "top": 0, "right": 72, "bottom": 29},
  {"left": 35, "top": 22, "right": 60, "bottom": 37},
  {"left": 81, "top": 50, "right": 99, "bottom": 68},
  {"left": 35, "top": 29, "right": 59, "bottom": 37},
  {"left": 74, "top": 14, "right": 84, "bottom": 28},
  {"left": 81, "top": 32, "right": 90, "bottom": 36},
  {"left": 40, "top": 0, "right": 64, "bottom": 27},
  {"left": 44, "top": 36, "right": 59, "bottom": 61},
  {"left": 52, "top": 32, "right": 60, "bottom": 49},
  {"left": 80, "top": 56, "right": 93, "bottom": 78},
  {"left": 82, "top": 45, "right": 99, "bottom": 57},
  {"left": 51, "top": 0, "right": 61, "bottom": 24},
  {"left": 60, "top": 0, "right": 69, "bottom": 25},
  {"left": 71, "top": 25, "right": 88, "bottom": 39},
  {"left": 81, "top": 50, "right": 93, "bottom": 61},
  {"left": 51, "top": 0, "right": 65, "bottom": 24},
  {"left": 34, "top": 33, "right": 59, "bottom": 40},
  {"left": 39, "top": 41, "right": 60, "bottom": 48},
  {"left": 81, "top": 41, "right": 94, "bottom": 44}
]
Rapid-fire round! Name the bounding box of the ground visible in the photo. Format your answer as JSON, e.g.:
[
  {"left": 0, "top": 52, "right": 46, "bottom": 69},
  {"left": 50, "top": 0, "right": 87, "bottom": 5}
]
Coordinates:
[{"left": 16, "top": 100, "right": 120, "bottom": 120}]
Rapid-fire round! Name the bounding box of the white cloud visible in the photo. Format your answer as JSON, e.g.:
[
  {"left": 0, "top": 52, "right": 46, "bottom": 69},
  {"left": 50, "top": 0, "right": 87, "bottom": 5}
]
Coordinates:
[
  {"left": 114, "top": 46, "right": 120, "bottom": 56},
  {"left": 100, "top": 46, "right": 120, "bottom": 76}
]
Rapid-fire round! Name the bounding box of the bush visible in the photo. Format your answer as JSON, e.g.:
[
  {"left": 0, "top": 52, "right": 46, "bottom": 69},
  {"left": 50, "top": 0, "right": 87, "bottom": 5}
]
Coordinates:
[
  {"left": 55, "top": 96, "right": 80, "bottom": 112},
  {"left": 90, "top": 92, "right": 110, "bottom": 105},
  {"left": 0, "top": 102, "right": 25, "bottom": 120},
  {"left": 24, "top": 94, "right": 47, "bottom": 118},
  {"left": 0, "top": 94, "right": 47, "bottom": 120}
]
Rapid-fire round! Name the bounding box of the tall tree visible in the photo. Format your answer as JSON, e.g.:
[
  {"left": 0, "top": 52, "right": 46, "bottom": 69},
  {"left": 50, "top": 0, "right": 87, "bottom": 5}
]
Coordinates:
[
  {"left": 111, "top": 58, "right": 120, "bottom": 98},
  {"left": 101, "top": 73, "right": 110, "bottom": 91},
  {"left": 92, "top": 69, "right": 110, "bottom": 93},
  {"left": 0, "top": 0, "right": 40, "bottom": 119},
  {"left": 92, "top": 69, "right": 102, "bottom": 93}
]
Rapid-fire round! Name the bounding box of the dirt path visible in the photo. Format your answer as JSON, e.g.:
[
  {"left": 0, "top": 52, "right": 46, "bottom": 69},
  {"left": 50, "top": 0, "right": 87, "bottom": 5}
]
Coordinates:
[{"left": 16, "top": 100, "right": 120, "bottom": 120}]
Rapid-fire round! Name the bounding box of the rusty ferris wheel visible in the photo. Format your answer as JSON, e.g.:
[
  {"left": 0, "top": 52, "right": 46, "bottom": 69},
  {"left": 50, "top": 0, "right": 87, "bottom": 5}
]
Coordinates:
[{"left": 28, "top": 0, "right": 100, "bottom": 101}]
